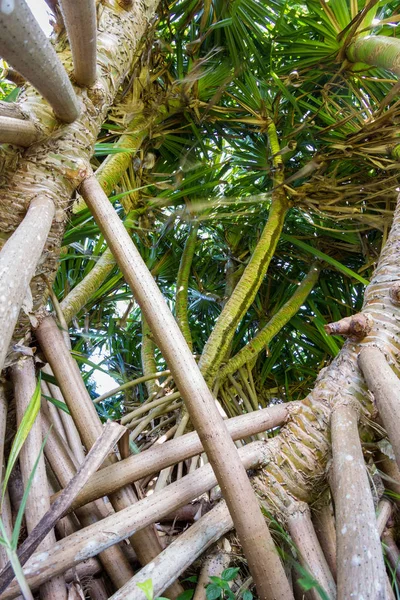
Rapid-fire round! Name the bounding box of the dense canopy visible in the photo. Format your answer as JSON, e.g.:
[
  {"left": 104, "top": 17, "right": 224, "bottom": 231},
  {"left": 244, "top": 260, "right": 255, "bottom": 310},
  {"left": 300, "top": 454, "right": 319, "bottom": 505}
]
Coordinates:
[{"left": 0, "top": 0, "right": 400, "bottom": 599}]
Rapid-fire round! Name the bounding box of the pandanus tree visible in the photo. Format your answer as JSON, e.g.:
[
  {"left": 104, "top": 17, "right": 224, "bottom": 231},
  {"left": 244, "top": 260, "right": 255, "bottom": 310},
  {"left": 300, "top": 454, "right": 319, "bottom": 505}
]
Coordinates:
[{"left": 0, "top": 0, "right": 400, "bottom": 599}]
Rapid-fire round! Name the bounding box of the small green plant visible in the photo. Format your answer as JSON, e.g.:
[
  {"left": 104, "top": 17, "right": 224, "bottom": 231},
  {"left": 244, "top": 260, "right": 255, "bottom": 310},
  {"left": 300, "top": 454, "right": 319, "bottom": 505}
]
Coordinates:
[
  {"left": 205, "top": 568, "right": 253, "bottom": 600},
  {"left": 136, "top": 579, "right": 169, "bottom": 600}
]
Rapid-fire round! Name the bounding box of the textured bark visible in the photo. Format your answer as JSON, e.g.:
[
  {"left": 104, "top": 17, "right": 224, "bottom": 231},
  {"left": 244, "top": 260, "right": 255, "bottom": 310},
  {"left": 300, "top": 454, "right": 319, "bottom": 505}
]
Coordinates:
[
  {"left": 0, "top": 422, "right": 126, "bottom": 594},
  {"left": 324, "top": 312, "right": 373, "bottom": 339},
  {"left": 58, "top": 0, "right": 97, "bottom": 87},
  {"left": 199, "top": 122, "right": 288, "bottom": 383},
  {"left": 0, "top": 196, "right": 54, "bottom": 372},
  {"left": 81, "top": 173, "right": 294, "bottom": 600},
  {"left": 220, "top": 265, "right": 319, "bottom": 379},
  {"left": 0, "top": 0, "right": 79, "bottom": 122},
  {"left": 35, "top": 316, "right": 183, "bottom": 598},
  {"left": 0, "top": 101, "right": 25, "bottom": 120},
  {"left": 50, "top": 403, "right": 290, "bottom": 510},
  {"left": 193, "top": 546, "right": 231, "bottom": 600},
  {"left": 0, "top": 0, "right": 160, "bottom": 363},
  {"left": 60, "top": 249, "right": 116, "bottom": 324},
  {"left": 359, "top": 346, "right": 400, "bottom": 470},
  {"left": 347, "top": 36, "right": 400, "bottom": 76},
  {"left": 1, "top": 442, "right": 265, "bottom": 598},
  {"left": 109, "top": 501, "right": 233, "bottom": 600},
  {"left": 252, "top": 191, "right": 400, "bottom": 525},
  {"left": 330, "top": 403, "right": 386, "bottom": 599},
  {"left": 285, "top": 502, "right": 336, "bottom": 600},
  {"left": 41, "top": 411, "right": 136, "bottom": 589}
]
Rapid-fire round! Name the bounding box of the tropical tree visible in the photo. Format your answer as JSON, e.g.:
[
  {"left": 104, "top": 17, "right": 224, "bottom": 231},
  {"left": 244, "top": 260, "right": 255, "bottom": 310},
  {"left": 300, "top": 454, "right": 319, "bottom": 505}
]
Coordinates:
[{"left": 0, "top": 1, "right": 400, "bottom": 599}]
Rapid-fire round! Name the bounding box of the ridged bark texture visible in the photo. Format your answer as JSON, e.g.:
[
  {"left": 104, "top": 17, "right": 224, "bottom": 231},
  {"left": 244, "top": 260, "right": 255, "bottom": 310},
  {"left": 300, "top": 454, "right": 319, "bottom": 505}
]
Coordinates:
[
  {"left": 60, "top": 248, "right": 116, "bottom": 323},
  {"left": 51, "top": 403, "right": 290, "bottom": 511},
  {"left": 41, "top": 412, "right": 136, "bottom": 588},
  {"left": 347, "top": 36, "right": 400, "bottom": 76},
  {"left": 253, "top": 191, "right": 400, "bottom": 528},
  {"left": 0, "top": 101, "right": 24, "bottom": 120},
  {"left": 219, "top": 264, "right": 319, "bottom": 379},
  {"left": 0, "top": 0, "right": 161, "bottom": 366},
  {"left": 2, "top": 442, "right": 265, "bottom": 598},
  {"left": 0, "top": 0, "right": 80, "bottom": 122},
  {"left": 35, "top": 315, "right": 183, "bottom": 598},
  {"left": 199, "top": 122, "right": 288, "bottom": 383},
  {"left": 109, "top": 501, "right": 233, "bottom": 600}
]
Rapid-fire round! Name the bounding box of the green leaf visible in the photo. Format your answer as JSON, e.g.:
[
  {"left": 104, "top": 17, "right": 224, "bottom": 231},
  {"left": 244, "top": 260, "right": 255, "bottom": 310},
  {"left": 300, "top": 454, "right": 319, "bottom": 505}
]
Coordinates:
[
  {"left": 183, "top": 576, "right": 198, "bottom": 584},
  {"left": 2, "top": 375, "right": 42, "bottom": 503},
  {"left": 209, "top": 18, "right": 233, "bottom": 30},
  {"left": 42, "top": 394, "right": 70, "bottom": 415},
  {"left": 242, "top": 591, "right": 253, "bottom": 600},
  {"left": 177, "top": 592, "right": 195, "bottom": 600},
  {"left": 221, "top": 568, "right": 240, "bottom": 581},
  {"left": 4, "top": 87, "right": 20, "bottom": 102},
  {"left": 281, "top": 234, "right": 369, "bottom": 286},
  {"left": 206, "top": 584, "right": 222, "bottom": 600},
  {"left": 137, "top": 579, "right": 154, "bottom": 600},
  {"left": 41, "top": 371, "right": 58, "bottom": 386},
  {"left": 11, "top": 431, "right": 50, "bottom": 550},
  {"left": 209, "top": 577, "right": 224, "bottom": 584}
]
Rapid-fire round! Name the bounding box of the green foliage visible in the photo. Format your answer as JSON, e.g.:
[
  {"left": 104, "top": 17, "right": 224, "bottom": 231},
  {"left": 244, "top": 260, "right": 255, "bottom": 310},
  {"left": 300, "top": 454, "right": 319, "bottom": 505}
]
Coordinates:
[
  {"left": 136, "top": 579, "right": 169, "bottom": 600},
  {"left": 205, "top": 568, "right": 252, "bottom": 600},
  {"left": 54, "top": 0, "right": 397, "bottom": 434},
  {"left": 2, "top": 376, "right": 41, "bottom": 503}
]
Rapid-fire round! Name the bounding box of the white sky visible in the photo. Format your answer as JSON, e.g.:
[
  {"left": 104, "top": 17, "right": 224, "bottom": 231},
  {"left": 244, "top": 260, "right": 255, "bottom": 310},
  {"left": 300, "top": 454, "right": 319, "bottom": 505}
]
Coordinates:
[{"left": 26, "top": 0, "right": 52, "bottom": 35}]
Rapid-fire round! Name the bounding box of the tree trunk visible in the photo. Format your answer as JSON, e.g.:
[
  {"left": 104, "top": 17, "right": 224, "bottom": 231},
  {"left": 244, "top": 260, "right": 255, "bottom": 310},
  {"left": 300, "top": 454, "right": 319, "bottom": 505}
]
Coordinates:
[
  {"left": 0, "top": 0, "right": 160, "bottom": 365},
  {"left": 347, "top": 36, "right": 400, "bottom": 75}
]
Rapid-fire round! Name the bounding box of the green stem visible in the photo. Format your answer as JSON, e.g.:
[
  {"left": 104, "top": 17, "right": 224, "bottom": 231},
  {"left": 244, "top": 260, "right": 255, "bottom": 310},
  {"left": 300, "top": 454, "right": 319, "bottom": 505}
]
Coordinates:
[
  {"left": 96, "top": 100, "right": 182, "bottom": 197},
  {"left": 94, "top": 369, "right": 170, "bottom": 404},
  {"left": 175, "top": 223, "right": 199, "bottom": 350},
  {"left": 9, "top": 550, "right": 33, "bottom": 600},
  {"left": 346, "top": 35, "right": 400, "bottom": 76},
  {"left": 199, "top": 122, "right": 287, "bottom": 383},
  {"left": 219, "top": 265, "right": 320, "bottom": 380},
  {"left": 60, "top": 248, "right": 116, "bottom": 324},
  {"left": 141, "top": 315, "right": 158, "bottom": 396}
]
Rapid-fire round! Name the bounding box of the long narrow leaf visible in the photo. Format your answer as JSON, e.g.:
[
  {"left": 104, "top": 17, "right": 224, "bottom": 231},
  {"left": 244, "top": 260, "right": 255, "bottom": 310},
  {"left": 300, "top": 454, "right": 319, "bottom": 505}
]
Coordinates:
[
  {"left": 11, "top": 432, "right": 50, "bottom": 550},
  {"left": 281, "top": 234, "right": 369, "bottom": 286},
  {"left": 2, "top": 376, "right": 41, "bottom": 503}
]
